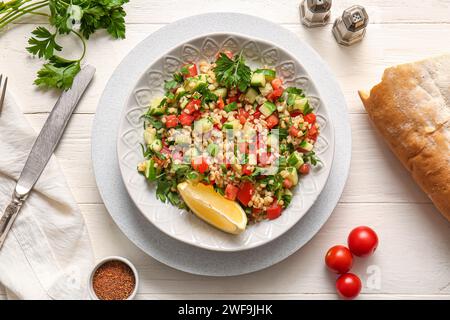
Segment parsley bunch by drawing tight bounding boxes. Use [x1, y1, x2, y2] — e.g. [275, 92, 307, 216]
[213, 52, 251, 92]
[0, 0, 129, 90]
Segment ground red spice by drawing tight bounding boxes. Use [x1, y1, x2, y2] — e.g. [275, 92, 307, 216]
[92, 260, 136, 300]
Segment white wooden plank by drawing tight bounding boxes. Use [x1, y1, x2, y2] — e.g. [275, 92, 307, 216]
[24, 113, 432, 204]
[82, 203, 450, 295]
[9, 0, 450, 24]
[2, 23, 450, 114]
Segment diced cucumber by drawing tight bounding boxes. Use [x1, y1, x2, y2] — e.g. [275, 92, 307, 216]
[288, 97, 308, 113]
[175, 134, 191, 145]
[150, 139, 162, 152]
[287, 151, 304, 169]
[255, 69, 276, 81]
[299, 140, 314, 152]
[184, 74, 208, 92]
[267, 134, 279, 147]
[145, 159, 157, 181]
[251, 72, 266, 87]
[286, 167, 299, 186]
[224, 102, 238, 112]
[223, 119, 240, 130]
[213, 87, 228, 98]
[207, 143, 219, 156]
[144, 128, 157, 145]
[259, 101, 276, 117]
[149, 97, 166, 116]
[194, 118, 213, 133]
[245, 88, 259, 104]
[259, 82, 273, 97]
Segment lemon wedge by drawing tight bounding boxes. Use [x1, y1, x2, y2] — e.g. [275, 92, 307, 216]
[177, 181, 247, 234]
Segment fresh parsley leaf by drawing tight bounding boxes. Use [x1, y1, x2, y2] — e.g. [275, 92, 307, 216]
[285, 87, 303, 95]
[34, 59, 81, 90]
[196, 83, 218, 104]
[303, 151, 322, 166]
[164, 80, 179, 91]
[173, 73, 184, 83]
[26, 27, 62, 59]
[213, 52, 251, 92]
[224, 101, 238, 112]
[156, 179, 171, 202]
[303, 101, 313, 115]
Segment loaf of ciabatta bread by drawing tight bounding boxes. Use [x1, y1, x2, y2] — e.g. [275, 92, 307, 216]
[359, 54, 450, 221]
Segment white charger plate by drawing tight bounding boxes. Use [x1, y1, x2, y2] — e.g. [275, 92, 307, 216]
[92, 13, 351, 275]
[117, 33, 334, 252]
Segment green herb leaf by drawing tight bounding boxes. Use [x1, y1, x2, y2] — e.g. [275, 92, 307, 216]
[26, 27, 62, 59]
[303, 151, 321, 166]
[285, 87, 303, 95]
[213, 52, 251, 92]
[34, 59, 81, 90]
[164, 80, 178, 91]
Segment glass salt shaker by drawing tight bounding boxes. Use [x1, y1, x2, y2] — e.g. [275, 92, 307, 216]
[299, 0, 332, 27]
[332, 5, 369, 46]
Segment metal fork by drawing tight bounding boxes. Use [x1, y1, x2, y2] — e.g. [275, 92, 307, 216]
[0, 74, 7, 116]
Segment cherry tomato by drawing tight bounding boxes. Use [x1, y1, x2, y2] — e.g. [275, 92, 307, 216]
[224, 184, 239, 201]
[283, 178, 293, 188]
[238, 109, 249, 125]
[336, 273, 362, 299]
[267, 201, 283, 220]
[289, 126, 300, 137]
[237, 181, 255, 206]
[217, 96, 225, 109]
[184, 99, 201, 114]
[348, 226, 379, 257]
[183, 63, 197, 78]
[325, 245, 353, 274]
[299, 163, 310, 175]
[242, 164, 253, 175]
[304, 113, 316, 124]
[266, 114, 279, 129]
[271, 78, 283, 90]
[165, 115, 179, 128]
[267, 88, 283, 101]
[191, 157, 208, 174]
[307, 124, 318, 140]
[178, 113, 194, 126]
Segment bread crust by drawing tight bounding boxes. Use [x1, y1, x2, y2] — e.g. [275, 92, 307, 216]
[359, 55, 450, 221]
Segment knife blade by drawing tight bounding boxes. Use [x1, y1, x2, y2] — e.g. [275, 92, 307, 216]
[0, 65, 96, 249]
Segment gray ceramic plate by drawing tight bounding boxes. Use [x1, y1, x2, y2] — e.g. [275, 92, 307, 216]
[117, 33, 335, 252]
[92, 13, 351, 275]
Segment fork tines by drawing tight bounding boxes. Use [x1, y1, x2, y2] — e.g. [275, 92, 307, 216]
[0, 74, 7, 116]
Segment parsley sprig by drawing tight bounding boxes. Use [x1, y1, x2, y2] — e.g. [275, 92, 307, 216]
[0, 0, 129, 90]
[213, 51, 251, 92]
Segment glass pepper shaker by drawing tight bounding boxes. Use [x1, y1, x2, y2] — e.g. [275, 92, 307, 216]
[300, 0, 332, 28]
[332, 5, 369, 46]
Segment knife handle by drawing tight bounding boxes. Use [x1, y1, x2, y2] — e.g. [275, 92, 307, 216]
[0, 192, 24, 249]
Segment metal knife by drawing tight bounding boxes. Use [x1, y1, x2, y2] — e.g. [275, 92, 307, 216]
[0, 65, 96, 249]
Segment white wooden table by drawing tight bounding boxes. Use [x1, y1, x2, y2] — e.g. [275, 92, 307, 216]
[1, 0, 449, 300]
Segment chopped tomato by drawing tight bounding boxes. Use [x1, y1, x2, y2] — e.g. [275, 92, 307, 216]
[242, 164, 253, 175]
[191, 157, 208, 174]
[307, 124, 318, 140]
[238, 141, 247, 154]
[267, 201, 283, 220]
[217, 96, 225, 109]
[224, 184, 239, 201]
[299, 163, 310, 175]
[283, 178, 293, 188]
[271, 78, 283, 90]
[252, 207, 262, 215]
[238, 109, 249, 125]
[216, 50, 233, 60]
[183, 63, 197, 78]
[266, 114, 279, 129]
[237, 181, 255, 206]
[226, 95, 238, 104]
[289, 126, 300, 137]
[253, 111, 262, 120]
[178, 113, 194, 126]
[290, 110, 302, 117]
[267, 88, 283, 102]
[165, 115, 178, 128]
[304, 113, 316, 124]
[184, 99, 201, 114]
[192, 111, 202, 120]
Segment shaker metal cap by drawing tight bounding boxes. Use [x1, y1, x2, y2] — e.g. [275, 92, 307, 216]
[342, 5, 369, 32]
[332, 5, 369, 46]
[300, 0, 332, 28]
